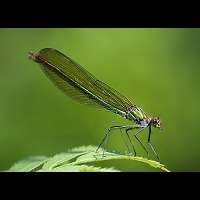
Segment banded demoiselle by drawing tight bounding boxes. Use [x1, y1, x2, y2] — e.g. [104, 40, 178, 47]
[29, 48, 161, 161]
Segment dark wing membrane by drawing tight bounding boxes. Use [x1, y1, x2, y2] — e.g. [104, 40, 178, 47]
[94, 80, 134, 110]
[37, 48, 134, 112]
[40, 63, 105, 109]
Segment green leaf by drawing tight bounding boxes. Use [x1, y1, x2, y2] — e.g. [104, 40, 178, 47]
[8, 156, 49, 172]
[68, 146, 170, 172]
[39, 164, 119, 172]
[41, 151, 89, 170]
[7, 146, 170, 172]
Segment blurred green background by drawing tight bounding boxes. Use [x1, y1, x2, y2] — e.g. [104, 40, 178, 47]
[0, 28, 199, 171]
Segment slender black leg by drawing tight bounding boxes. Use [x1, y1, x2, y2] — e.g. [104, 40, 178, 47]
[96, 125, 137, 155]
[96, 128, 110, 157]
[120, 129, 131, 155]
[125, 126, 149, 157]
[102, 128, 110, 157]
[134, 128, 149, 157]
[125, 129, 136, 156]
[148, 125, 160, 162]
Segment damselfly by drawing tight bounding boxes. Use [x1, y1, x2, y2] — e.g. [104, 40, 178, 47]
[29, 48, 161, 161]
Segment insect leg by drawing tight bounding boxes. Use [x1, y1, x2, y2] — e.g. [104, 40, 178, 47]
[134, 127, 149, 157]
[148, 125, 160, 162]
[125, 128, 136, 156]
[120, 129, 131, 155]
[96, 125, 135, 156]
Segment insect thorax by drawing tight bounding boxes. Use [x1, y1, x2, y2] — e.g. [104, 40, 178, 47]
[125, 106, 148, 123]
